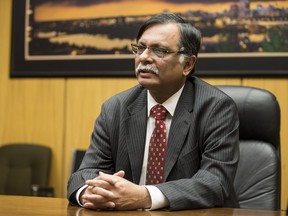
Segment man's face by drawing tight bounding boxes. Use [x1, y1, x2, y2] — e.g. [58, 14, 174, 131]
[135, 23, 190, 95]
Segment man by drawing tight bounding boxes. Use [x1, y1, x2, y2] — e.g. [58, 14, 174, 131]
[67, 12, 239, 211]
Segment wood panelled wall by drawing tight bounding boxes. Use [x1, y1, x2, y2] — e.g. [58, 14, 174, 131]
[1, 0, 287, 210]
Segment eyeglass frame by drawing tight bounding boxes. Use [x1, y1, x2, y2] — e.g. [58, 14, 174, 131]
[131, 43, 185, 58]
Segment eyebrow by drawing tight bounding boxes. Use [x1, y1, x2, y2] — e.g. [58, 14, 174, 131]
[138, 41, 169, 49]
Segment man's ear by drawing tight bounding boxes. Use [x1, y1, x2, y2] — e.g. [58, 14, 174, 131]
[183, 55, 197, 76]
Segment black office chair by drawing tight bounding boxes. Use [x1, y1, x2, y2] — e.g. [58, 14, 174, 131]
[217, 86, 281, 210]
[70, 149, 86, 174]
[0, 143, 54, 197]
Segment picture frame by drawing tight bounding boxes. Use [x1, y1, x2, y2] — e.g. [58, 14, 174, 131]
[10, 0, 288, 77]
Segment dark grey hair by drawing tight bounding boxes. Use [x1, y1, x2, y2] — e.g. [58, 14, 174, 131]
[136, 12, 202, 75]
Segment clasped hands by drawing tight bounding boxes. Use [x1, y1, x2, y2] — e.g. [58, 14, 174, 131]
[80, 170, 151, 210]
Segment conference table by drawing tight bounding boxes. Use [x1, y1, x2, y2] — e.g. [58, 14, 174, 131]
[0, 195, 286, 216]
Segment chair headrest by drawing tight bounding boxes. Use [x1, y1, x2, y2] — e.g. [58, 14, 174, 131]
[216, 86, 280, 150]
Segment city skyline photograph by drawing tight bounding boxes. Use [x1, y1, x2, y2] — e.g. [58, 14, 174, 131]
[11, 0, 288, 76]
[25, 0, 288, 61]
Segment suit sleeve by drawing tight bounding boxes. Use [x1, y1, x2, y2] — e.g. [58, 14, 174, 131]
[156, 96, 240, 210]
[67, 102, 115, 204]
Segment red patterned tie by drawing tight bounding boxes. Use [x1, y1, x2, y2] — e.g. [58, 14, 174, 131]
[146, 104, 167, 185]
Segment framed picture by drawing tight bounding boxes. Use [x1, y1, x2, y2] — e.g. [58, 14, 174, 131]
[10, 0, 288, 77]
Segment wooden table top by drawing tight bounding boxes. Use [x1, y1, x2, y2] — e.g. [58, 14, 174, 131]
[0, 195, 286, 216]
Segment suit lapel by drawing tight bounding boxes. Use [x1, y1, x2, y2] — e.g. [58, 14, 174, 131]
[122, 80, 195, 183]
[125, 90, 147, 184]
[164, 80, 195, 180]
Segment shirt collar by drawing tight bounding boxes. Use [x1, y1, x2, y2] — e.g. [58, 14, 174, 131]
[147, 84, 185, 117]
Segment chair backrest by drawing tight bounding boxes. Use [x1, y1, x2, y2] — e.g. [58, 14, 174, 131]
[70, 149, 86, 174]
[0, 144, 52, 196]
[217, 85, 281, 210]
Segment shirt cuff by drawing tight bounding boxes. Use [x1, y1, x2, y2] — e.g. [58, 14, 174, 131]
[145, 185, 169, 210]
[76, 185, 88, 207]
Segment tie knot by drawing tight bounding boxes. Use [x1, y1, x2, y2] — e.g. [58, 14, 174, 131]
[151, 105, 167, 120]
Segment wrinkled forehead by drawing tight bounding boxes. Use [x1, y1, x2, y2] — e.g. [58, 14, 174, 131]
[137, 19, 181, 39]
[138, 22, 181, 43]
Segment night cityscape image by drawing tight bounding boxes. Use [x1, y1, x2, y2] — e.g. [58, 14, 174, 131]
[26, 0, 288, 60]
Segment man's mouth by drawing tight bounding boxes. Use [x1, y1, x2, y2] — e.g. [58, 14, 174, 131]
[140, 69, 154, 74]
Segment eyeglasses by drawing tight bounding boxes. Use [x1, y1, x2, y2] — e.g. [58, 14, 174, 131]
[131, 43, 184, 58]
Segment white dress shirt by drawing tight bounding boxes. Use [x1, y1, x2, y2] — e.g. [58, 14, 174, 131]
[139, 84, 185, 209]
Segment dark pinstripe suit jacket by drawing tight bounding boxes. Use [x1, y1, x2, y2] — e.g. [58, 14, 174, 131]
[67, 76, 240, 210]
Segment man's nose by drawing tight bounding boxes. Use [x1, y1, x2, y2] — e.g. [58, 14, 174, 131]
[138, 48, 153, 62]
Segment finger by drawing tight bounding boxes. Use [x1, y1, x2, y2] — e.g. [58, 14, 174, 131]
[83, 193, 108, 203]
[87, 187, 114, 200]
[98, 172, 119, 185]
[113, 170, 125, 178]
[85, 179, 111, 188]
[83, 200, 115, 210]
[83, 193, 115, 209]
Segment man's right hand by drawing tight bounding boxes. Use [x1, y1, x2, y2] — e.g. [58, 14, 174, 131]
[81, 170, 151, 210]
[80, 170, 125, 210]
